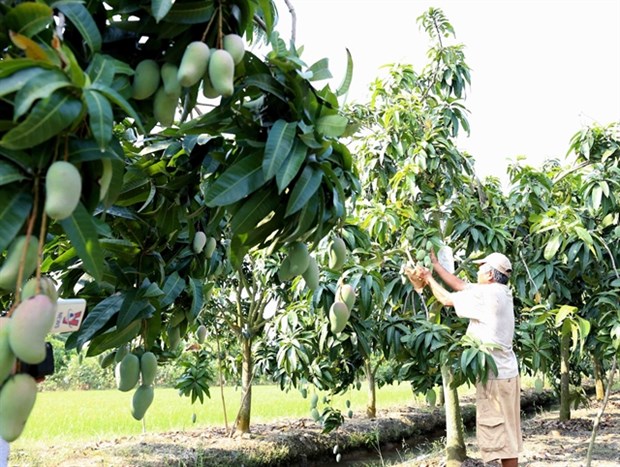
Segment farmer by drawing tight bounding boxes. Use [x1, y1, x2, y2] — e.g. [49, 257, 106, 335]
[405, 251, 522, 467]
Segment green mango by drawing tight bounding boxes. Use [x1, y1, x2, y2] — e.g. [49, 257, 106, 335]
[98, 351, 116, 369]
[329, 301, 349, 334]
[0, 318, 16, 385]
[208, 49, 235, 97]
[0, 374, 37, 442]
[287, 242, 310, 277]
[328, 237, 346, 270]
[114, 344, 129, 363]
[45, 161, 82, 220]
[160, 62, 181, 95]
[168, 325, 181, 350]
[21, 275, 58, 302]
[201, 70, 220, 99]
[223, 34, 245, 65]
[131, 59, 160, 100]
[0, 235, 38, 291]
[302, 256, 320, 290]
[9, 295, 56, 364]
[196, 324, 207, 344]
[131, 384, 154, 421]
[204, 237, 217, 258]
[140, 352, 158, 386]
[192, 231, 207, 254]
[336, 284, 356, 312]
[115, 353, 140, 392]
[177, 41, 210, 87]
[153, 86, 179, 127]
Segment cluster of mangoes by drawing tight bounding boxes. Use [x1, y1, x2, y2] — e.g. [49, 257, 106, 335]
[278, 242, 321, 290]
[329, 283, 356, 334]
[131, 34, 245, 127]
[192, 231, 217, 258]
[112, 347, 158, 421]
[0, 277, 58, 442]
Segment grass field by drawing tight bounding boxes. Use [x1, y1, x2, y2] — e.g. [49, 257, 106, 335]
[12, 382, 425, 448]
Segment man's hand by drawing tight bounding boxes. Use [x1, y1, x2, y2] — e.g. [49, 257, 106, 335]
[405, 265, 427, 292]
[429, 248, 438, 266]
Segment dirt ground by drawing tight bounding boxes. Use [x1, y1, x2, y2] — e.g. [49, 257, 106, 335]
[9, 390, 620, 466]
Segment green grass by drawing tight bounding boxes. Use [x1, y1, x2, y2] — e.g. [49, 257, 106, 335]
[12, 382, 421, 448]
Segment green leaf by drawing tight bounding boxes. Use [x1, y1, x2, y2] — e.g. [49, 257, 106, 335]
[316, 114, 348, 138]
[90, 82, 144, 133]
[73, 294, 124, 350]
[152, 0, 175, 22]
[230, 186, 279, 235]
[543, 233, 562, 261]
[336, 48, 353, 97]
[555, 305, 577, 328]
[164, 1, 214, 24]
[118, 296, 154, 329]
[0, 91, 82, 150]
[85, 319, 142, 356]
[307, 58, 332, 81]
[285, 165, 323, 217]
[0, 160, 27, 186]
[263, 119, 296, 180]
[84, 89, 114, 150]
[160, 272, 185, 308]
[204, 156, 265, 207]
[0, 67, 46, 98]
[5, 2, 53, 37]
[13, 69, 72, 120]
[188, 277, 203, 320]
[56, 2, 102, 55]
[573, 226, 593, 246]
[0, 188, 32, 252]
[59, 203, 104, 281]
[86, 54, 116, 86]
[276, 139, 307, 193]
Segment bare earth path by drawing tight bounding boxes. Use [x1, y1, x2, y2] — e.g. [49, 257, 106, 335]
[10, 390, 620, 466]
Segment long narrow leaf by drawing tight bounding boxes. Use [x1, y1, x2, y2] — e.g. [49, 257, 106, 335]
[336, 48, 353, 97]
[204, 156, 265, 207]
[276, 139, 307, 193]
[56, 2, 102, 54]
[0, 67, 46, 98]
[263, 119, 296, 180]
[74, 294, 124, 349]
[59, 202, 104, 281]
[285, 166, 323, 217]
[86, 54, 116, 86]
[84, 89, 114, 150]
[230, 186, 279, 235]
[160, 272, 185, 308]
[14, 69, 71, 120]
[0, 160, 27, 186]
[152, 0, 175, 22]
[5, 2, 53, 37]
[0, 91, 82, 150]
[316, 114, 348, 138]
[90, 82, 144, 132]
[0, 188, 32, 252]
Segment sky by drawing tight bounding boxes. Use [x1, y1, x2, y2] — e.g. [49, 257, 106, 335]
[272, 0, 620, 183]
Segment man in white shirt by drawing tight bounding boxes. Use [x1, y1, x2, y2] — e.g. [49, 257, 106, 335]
[406, 251, 522, 467]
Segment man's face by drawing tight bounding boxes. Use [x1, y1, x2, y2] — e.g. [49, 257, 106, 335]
[477, 263, 493, 284]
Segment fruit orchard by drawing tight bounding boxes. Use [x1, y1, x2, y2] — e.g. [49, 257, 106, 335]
[0, 1, 619, 466]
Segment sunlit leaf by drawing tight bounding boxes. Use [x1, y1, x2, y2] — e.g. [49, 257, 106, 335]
[56, 2, 102, 54]
[84, 89, 114, 150]
[543, 234, 562, 261]
[13, 69, 71, 120]
[152, 0, 175, 23]
[316, 114, 348, 138]
[276, 139, 307, 193]
[0, 91, 82, 150]
[263, 119, 296, 180]
[5, 2, 53, 37]
[204, 156, 265, 207]
[59, 202, 104, 281]
[285, 165, 323, 217]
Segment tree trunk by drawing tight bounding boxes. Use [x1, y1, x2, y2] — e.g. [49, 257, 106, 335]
[234, 337, 253, 433]
[364, 360, 377, 418]
[441, 363, 467, 466]
[559, 331, 571, 421]
[592, 355, 605, 401]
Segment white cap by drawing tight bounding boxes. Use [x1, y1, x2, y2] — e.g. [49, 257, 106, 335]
[473, 252, 512, 277]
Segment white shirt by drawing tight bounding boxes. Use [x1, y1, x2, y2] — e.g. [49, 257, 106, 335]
[451, 283, 519, 379]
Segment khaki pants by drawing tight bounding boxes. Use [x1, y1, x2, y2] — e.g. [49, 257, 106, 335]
[476, 376, 523, 463]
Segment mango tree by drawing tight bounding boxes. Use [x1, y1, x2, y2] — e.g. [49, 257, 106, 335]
[0, 0, 358, 440]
